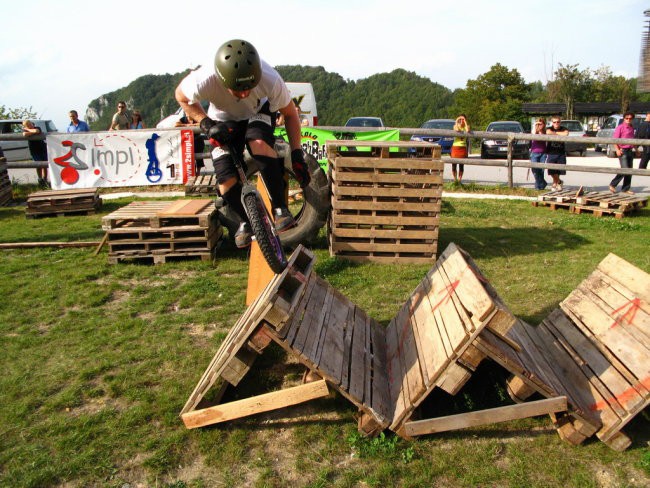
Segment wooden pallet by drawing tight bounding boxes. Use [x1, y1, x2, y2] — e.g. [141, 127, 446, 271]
[103, 200, 222, 264]
[181, 243, 648, 450]
[102, 199, 215, 230]
[185, 175, 219, 196]
[534, 189, 648, 218]
[327, 141, 444, 264]
[180, 246, 324, 428]
[25, 188, 101, 217]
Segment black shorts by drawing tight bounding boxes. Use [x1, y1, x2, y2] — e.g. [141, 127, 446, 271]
[212, 101, 277, 184]
[546, 153, 566, 175]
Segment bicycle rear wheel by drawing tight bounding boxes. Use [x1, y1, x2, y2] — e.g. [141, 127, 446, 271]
[242, 190, 287, 274]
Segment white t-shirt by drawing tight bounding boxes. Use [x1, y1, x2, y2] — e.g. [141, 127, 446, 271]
[179, 59, 291, 122]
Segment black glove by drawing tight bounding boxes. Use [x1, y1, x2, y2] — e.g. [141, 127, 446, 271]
[291, 149, 310, 188]
[200, 117, 235, 146]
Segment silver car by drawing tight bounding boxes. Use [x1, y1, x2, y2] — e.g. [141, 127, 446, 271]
[0, 119, 58, 161]
[557, 120, 588, 157]
[595, 114, 645, 157]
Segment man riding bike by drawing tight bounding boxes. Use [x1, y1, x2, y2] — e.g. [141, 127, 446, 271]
[175, 39, 310, 248]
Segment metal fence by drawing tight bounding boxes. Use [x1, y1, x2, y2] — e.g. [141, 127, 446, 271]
[2, 127, 650, 188]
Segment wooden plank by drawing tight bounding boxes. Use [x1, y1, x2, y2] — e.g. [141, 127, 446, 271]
[562, 288, 650, 383]
[437, 243, 495, 322]
[348, 306, 368, 402]
[385, 315, 408, 424]
[369, 319, 391, 421]
[340, 305, 356, 391]
[290, 277, 328, 353]
[404, 396, 568, 437]
[544, 309, 645, 416]
[157, 199, 212, 216]
[317, 290, 352, 385]
[181, 380, 329, 429]
[392, 305, 426, 409]
[597, 254, 650, 303]
[302, 282, 334, 363]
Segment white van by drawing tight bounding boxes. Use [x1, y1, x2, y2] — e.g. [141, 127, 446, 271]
[156, 83, 318, 128]
[286, 82, 318, 126]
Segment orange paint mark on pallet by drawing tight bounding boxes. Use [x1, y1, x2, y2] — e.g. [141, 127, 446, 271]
[590, 376, 650, 411]
[610, 297, 641, 329]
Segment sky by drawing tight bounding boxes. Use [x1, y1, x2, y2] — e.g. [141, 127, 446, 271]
[2, 0, 648, 130]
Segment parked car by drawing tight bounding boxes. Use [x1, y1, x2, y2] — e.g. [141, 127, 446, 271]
[344, 117, 385, 128]
[0, 119, 58, 162]
[480, 121, 529, 159]
[595, 114, 646, 157]
[409, 119, 455, 154]
[553, 119, 588, 156]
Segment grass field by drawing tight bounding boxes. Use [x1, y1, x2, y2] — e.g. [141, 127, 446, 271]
[0, 184, 649, 487]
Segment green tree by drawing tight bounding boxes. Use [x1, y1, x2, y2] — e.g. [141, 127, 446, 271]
[451, 63, 531, 129]
[0, 105, 38, 120]
[546, 63, 592, 119]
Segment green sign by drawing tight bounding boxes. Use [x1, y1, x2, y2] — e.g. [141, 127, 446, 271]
[274, 128, 400, 171]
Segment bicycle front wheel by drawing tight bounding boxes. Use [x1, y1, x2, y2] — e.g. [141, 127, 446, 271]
[242, 191, 287, 274]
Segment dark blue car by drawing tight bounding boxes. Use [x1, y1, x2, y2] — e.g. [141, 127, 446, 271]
[410, 119, 455, 154]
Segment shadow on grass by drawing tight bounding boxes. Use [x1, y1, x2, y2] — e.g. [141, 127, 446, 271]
[439, 226, 590, 260]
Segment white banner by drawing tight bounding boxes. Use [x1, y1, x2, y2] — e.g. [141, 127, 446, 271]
[46, 129, 196, 189]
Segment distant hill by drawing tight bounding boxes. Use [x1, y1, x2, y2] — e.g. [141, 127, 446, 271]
[85, 66, 455, 129]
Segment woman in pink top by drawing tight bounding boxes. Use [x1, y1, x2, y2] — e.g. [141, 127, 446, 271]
[609, 112, 638, 194]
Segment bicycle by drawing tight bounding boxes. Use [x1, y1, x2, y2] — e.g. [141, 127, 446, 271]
[217, 143, 288, 274]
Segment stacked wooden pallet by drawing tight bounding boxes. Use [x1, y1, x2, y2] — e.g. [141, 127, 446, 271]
[572, 191, 648, 218]
[327, 141, 443, 264]
[0, 158, 12, 206]
[533, 189, 648, 218]
[102, 200, 222, 264]
[181, 243, 649, 451]
[184, 174, 219, 196]
[25, 188, 102, 218]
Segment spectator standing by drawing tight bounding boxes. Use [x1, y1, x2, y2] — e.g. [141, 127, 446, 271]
[530, 118, 547, 190]
[130, 110, 146, 129]
[66, 110, 90, 132]
[175, 39, 309, 249]
[109, 101, 130, 130]
[609, 111, 638, 194]
[22, 120, 49, 187]
[636, 112, 650, 171]
[451, 114, 470, 184]
[545, 116, 569, 191]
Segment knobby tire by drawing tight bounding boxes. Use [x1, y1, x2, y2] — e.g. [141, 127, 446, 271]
[242, 192, 287, 274]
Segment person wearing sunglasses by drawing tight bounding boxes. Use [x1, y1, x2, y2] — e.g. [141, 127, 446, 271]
[609, 112, 638, 194]
[109, 101, 130, 131]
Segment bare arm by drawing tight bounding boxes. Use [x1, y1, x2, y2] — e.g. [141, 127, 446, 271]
[175, 85, 209, 124]
[278, 101, 302, 151]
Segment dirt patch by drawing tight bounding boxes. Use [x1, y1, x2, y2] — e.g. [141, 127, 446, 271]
[67, 395, 130, 417]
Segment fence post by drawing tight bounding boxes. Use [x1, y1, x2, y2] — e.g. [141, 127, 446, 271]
[507, 135, 514, 188]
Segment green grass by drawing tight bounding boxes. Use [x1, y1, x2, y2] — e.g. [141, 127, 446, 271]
[0, 189, 649, 487]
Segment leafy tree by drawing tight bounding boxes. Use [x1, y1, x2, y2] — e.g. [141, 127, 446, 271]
[85, 69, 192, 130]
[546, 63, 592, 119]
[451, 63, 532, 129]
[0, 105, 38, 120]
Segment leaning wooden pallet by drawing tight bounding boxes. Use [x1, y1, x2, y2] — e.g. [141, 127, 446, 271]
[327, 141, 443, 264]
[181, 242, 647, 450]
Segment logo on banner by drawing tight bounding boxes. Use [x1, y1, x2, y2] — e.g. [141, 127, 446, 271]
[52, 133, 145, 185]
